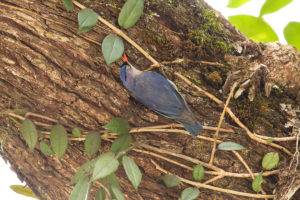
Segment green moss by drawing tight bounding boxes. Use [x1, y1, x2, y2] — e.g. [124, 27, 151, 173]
[234, 93, 269, 130]
[191, 77, 202, 84]
[184, 9, 231, 60]
[197, 9, 222, 32]
[214, 41, 230, 54]
[142, 29, 175, 59]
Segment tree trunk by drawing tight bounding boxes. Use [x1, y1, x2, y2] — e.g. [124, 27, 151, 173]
[0, 0, 299, 199]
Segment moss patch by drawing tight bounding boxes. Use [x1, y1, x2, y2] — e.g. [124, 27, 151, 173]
[184, 9, 232, 60]
[232, 92, 269, 130]
[142, 28, 175, 59]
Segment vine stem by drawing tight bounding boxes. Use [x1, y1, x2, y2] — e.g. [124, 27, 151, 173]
[73, 1, 160, 67]
[151, 160, 275, 199]
[209, 82, 237, 164]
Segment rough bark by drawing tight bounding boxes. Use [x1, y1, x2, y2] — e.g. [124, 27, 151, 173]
[0, 0, 299, 199]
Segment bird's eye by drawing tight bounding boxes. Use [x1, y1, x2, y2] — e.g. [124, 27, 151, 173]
[126, 65, 130, 69]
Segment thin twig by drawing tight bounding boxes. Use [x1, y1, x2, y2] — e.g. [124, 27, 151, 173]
[9, 113, 53, 128]
[24, 112, 58, 123]
[209, 82, 238, 164]
[141, 143, 222, 172]
[150, 58, 224, 68]
[142, 123, 235, 133]
[151, 160, 275, 199]
[203, 175, 224, 184]
[253, 134, 297, 142]
[290, 131, 299, 171]
[130, 128, 223, 143]
[133, 148, 218, 176]
[232, 151, 254, 179]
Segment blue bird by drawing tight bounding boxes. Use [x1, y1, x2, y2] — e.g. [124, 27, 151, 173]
[120, 53, 203, 137]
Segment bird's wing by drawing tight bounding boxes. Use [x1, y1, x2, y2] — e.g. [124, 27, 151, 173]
[131, 71, 184, 116]
[165, 79, 198, 125]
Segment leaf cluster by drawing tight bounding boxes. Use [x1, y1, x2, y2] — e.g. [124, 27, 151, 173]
[19, 0, 146, 198]
[227, 0, 299, 50]
[63, 0, 144, 66]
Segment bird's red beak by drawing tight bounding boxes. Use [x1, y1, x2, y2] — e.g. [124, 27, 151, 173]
[123, 52, 128, 63]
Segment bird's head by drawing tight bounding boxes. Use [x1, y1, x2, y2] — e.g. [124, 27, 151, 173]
[120, 53, 142, 83]
[120, 53, 131, 83]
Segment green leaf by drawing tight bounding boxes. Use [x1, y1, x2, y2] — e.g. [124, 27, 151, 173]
[228, 15, 278, 43]
[162, 174, 181, 187]
[266, 138, 273, 144]
[107, 173, 122, 190]
[40, 140, 54, 155]
[10, 185, 38, 199]
[85, 131, 101, 158]
[111, 134, 132, 153]
[92, 152, 119, 181]
[252, 172, 263, 192]
[260, 0, 293, 16]
[103, 117, 130, 135]
[102, 34, 124, 65]
[106, 174, 122, 199]
[50, 124, 68, 158]
[262, 152, 279, 170]
[118, 0, 144, 29]
[13, 109, 28, 115]
[95, 188, 106, 200]
[193, 164, 205, 181]
[110, 185, 125, 200]
[218, 142, 245, 151]
[227, 0, 251, 8]
[284, 21, 300, 51]
[78, 8, 98, 34]
[71, 160, 96, 184]
[62, 0, 74, 11]
[70, 176, 91, 200]
[181, 187, 200, 200]
[72, 128, 82, 137]
[21, 119, 38, 151]
[122, 156, 142, 190]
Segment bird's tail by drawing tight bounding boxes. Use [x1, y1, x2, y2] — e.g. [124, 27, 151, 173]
[181, 121, 203, 137]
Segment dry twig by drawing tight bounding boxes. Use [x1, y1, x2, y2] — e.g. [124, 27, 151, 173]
[151, 160, 275, 199]
[209, 82, 238, 164]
